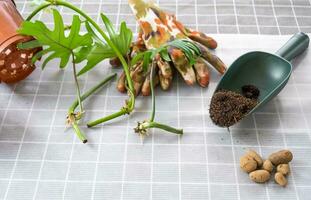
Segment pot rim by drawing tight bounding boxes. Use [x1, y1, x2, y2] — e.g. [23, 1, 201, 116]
[0, 34, 24, 53]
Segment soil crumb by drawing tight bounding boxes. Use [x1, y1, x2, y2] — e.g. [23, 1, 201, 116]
[209, 89, 258, 127]
[242, 85, 260, 99]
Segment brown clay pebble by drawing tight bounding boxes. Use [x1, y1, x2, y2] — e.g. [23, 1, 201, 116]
[209, 89, 258, 127]
[275, 172, 288, 186]
[277, 164, 290, 175]
[247, 150, 263, 167]
[240, 155, 257, 173]
[262, 160, 274, 173]
[249, 170, 271, 183]
[242, 85, 260, 99]
[268, 150, 293, 165]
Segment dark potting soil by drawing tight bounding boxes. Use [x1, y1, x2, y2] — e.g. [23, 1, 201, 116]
[242, 85, 260, 99]
[209, 88, 259, 127]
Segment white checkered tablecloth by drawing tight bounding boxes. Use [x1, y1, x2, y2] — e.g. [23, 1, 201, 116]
[16, 0, 311, 35]
[0, 1, 311, 200]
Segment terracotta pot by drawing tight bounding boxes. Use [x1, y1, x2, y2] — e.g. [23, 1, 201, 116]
[0, 0, 40, 83]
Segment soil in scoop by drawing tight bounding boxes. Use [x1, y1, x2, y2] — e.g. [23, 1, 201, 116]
[209, 88, 259, 127]
[242, 85, 260, 99]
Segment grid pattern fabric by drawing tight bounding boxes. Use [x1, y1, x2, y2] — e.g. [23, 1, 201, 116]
[0, 0, 311, 200]
[16, 0, 311, 35]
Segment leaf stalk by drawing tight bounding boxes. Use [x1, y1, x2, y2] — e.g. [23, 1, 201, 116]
[26, 0, 136, 126]
[71, 53, 83, 113]
[67, 73, 116, 143]
[134, 60, 183, 138]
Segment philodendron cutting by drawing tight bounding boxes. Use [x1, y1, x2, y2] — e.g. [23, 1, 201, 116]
[18, 0, 135, 143]
[15, 0, 225, 143]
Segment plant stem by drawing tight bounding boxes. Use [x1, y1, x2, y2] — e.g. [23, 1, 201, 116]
[87, 109, 126, 127]
[87, 55, 135, 127]
[72, 121, 87, 143]
[143, 121, 183, 135]
[134, 59, 183, 136]
[150, 62, 156, 122]
[71, 53, 83, 113]
[26, 2, 52, 21]
[134, 59, 183, 137]
[68, 73, 116, 143]
[26, 0, 136, 124]
[68, 73, 116, 114]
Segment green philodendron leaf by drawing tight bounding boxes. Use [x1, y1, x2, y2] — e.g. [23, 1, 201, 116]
[77, 14, 133, 76]
[136, 39, 201, 73]
[77, 43, 116, 76]
[167, 39, 201, 66]
[18, 9, 93, 69]
[17, 40, 41, 50]
[159, 48, 171, 62]
[130, 52, 145, 67]
[142, 51, 152, 72]
[101, 13, 133, 56]
[100, 14, 116, 38]
[85, 21, 105, 44]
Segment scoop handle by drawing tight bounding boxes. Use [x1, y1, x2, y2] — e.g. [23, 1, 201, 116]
[276, 32, 309, 61]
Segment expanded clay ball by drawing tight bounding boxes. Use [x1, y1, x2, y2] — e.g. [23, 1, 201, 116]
[277, 164, 290, 176]
[262, 160, 274, 173]
[240, 155, 257, 173]
[268, 150, 293, 165]
[249, 170, 271, 183]
[275, 172, 288, 187]
[247, 150, 263, 167]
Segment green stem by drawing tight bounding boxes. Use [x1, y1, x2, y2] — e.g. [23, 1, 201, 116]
[150, 61, 156, 122]
[72, 121, 87, 143]
[68, 73, 116, 143]
[26, 2, 52, 21]
[135, 59, 183, 136]
[144, 122, 183, 135]
[69, 73, 117, 114]
[27, 0, 136, 124]
[87, 109, 127, 127]
[87, 56, 135, 127]
[71, 53, 83, 113]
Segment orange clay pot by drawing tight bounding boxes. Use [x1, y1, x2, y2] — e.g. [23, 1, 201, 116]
[0, 0, 40, 83]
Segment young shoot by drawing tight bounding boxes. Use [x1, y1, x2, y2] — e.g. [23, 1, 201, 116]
[134, 61, 183, 140]
[134, 39, 202, 138]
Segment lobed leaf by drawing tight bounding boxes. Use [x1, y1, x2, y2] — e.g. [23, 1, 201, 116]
[77, 43, 116, 76]
[101, 13, 133, 56]
[77, 14, 133, 75]
[18, 9, 93, 69]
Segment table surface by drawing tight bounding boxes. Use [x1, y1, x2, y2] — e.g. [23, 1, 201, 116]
[1, 0, 311, 200]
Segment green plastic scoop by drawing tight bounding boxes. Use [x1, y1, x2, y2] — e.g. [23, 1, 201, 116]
[213, 32, 309, 125]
